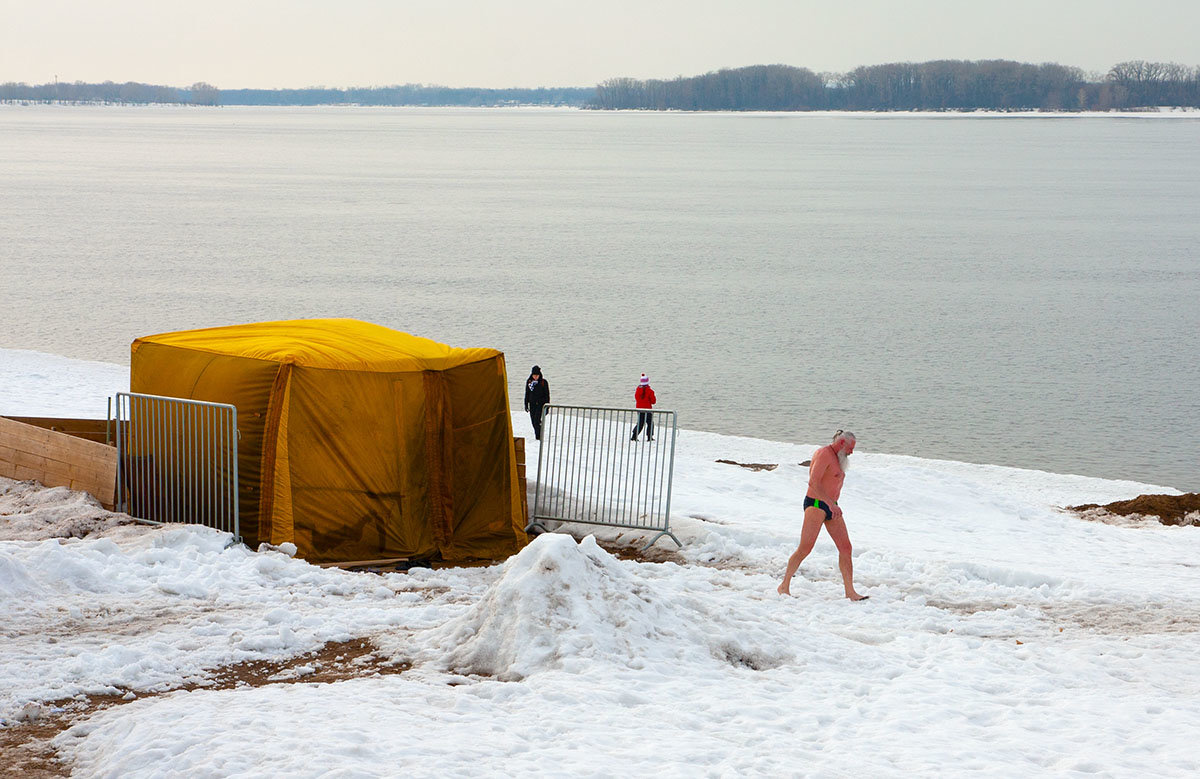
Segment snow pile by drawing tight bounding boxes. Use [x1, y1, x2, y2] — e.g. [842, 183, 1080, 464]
[407, 533, 791, 680]
[0, 477, 136, 541]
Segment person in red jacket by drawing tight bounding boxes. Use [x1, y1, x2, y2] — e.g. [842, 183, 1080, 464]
[630, 373, 657, 441]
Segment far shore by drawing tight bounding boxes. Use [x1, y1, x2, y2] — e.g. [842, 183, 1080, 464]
[3, 102, 1200, 118]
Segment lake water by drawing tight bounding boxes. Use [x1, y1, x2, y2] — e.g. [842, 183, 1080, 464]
[1, 106, 1197, 490]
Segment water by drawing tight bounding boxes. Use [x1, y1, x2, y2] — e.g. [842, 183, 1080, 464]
[2, 106, 1197, 490]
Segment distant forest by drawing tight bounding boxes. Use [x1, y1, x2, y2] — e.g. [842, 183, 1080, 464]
[0, 80, 592, 107]
[594, 60, 1200, 111]
[221, 84, 594, 107]
[3, 60, 1199, 111]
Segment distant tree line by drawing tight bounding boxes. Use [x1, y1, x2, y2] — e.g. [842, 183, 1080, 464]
[592, 60, 1200, 111]
[0, 81, 593, 107]
[220, 85, 594, 106]
[0, 80, 219, 105]
[5, 60, 1198, 110]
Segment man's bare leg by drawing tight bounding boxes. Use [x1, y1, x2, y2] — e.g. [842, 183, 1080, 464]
[777, 508, 825, 595]
[824, 517, 866, 600]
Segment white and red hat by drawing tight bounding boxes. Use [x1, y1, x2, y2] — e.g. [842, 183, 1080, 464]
[638, 373, 649, 386]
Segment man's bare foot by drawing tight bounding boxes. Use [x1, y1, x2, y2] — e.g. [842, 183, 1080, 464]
[777, 583, 791, 596]
[847, 592, 869, 601]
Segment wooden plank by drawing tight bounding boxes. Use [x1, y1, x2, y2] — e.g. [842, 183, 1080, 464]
[4, 416, 109, 433]
[12, 465, 42, 481]
[0, 416, 118, 508]
[318, 557, 411, 569]
[67, 450, 118, 474]
[10, 448, 47, 471]
[50, 431, 110, 444]
[0, 417, 54, 447]
[1, 417, 112, 445]
[40, 464, 75, 486]
[37, 439, 102, 467]
[1, 417, 118, 460]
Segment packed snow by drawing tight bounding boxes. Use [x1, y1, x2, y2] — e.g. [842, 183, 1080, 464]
[2, 347, 1198, 776]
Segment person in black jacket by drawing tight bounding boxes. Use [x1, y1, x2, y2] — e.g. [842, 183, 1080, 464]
[524, 365, 550, 440]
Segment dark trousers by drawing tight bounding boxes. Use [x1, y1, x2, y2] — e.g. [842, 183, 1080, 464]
[631, 411, 654, 440]
[529, 404, 546, 440]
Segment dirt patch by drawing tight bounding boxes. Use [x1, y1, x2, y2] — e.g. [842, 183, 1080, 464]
[716, 459, 778, 472]
[926, 599, 1018, 616]
[924, 596, 1200, 638]
[201, 636, 409, 688]
[0, 716, 70, 778]
[0, 637, 409, 777]
[591, 536, 686, 565]
[1069, 493, 1200, 526]
[1040, 601, 1200, 635]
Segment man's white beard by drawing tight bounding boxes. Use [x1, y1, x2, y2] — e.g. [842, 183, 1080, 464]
[837, 450, 850, 472]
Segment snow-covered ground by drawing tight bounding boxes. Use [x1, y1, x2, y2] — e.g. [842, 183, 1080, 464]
[2, 348, 1198, 777]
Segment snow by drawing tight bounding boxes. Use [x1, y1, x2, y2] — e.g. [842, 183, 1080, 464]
[2, 347, 1198, 776]
[0, 348, 127, 417]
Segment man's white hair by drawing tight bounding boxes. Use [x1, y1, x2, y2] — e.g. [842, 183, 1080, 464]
[833, 430, 855, 471]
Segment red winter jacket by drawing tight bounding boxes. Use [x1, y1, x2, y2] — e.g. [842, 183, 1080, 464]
[635, 385, 656, 409]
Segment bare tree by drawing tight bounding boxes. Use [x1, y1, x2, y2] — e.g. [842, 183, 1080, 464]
[189, 82, 220, 106]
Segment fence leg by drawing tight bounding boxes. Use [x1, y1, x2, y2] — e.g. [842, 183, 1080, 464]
[641, 529, 683, 551]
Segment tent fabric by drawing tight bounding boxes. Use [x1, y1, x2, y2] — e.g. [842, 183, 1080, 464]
[130, 319, 527, 564]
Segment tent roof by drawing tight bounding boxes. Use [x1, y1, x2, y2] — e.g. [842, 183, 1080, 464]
[132, 319, 501, 372]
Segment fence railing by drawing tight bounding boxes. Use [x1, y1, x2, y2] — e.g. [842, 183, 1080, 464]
[529, 404, 681, 550]
[114, 392, 240, 542]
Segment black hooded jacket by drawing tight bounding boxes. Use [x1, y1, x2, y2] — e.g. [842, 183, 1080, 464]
[524, 371, 550, 411]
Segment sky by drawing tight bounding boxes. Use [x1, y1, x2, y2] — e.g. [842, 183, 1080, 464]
[2, 0, 1198, 89]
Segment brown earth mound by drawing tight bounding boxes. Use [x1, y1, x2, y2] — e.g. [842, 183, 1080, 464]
[1070, 493, 1200, 526]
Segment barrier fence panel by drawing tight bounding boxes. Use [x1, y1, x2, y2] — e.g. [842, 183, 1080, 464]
[114, 392, 240, 542]
[529, 404, 681, 550]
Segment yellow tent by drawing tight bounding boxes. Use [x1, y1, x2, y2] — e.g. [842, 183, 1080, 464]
[130, 319, 527, 564]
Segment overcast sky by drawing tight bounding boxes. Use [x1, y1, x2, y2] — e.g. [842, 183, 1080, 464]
[3, 0, 1197, 89]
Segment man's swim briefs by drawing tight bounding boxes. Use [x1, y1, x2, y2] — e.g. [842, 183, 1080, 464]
[804, 496, 833, 521]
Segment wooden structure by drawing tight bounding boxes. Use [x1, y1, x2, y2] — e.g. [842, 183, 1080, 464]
[3, 416, 111, 444]
[0, 416, 117, 509]
[515, 436, 528, 527]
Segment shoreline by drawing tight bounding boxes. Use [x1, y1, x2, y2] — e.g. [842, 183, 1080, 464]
[3, 102, 1200, 118]
[0, 345, 1191, 495]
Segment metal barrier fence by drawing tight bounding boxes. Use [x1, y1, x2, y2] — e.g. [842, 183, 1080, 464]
[114, 392, 240, 542]
[529, 404, 681, 550]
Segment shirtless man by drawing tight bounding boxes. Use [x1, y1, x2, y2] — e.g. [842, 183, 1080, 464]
[777, 430, 867, 600]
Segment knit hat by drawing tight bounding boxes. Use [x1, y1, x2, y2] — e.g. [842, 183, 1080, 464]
[531, 365, 541, 375]
[639, 373, 649, 386]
